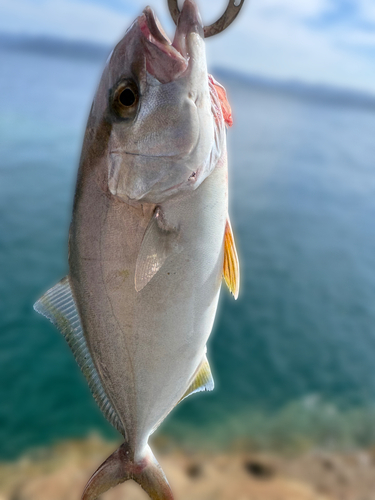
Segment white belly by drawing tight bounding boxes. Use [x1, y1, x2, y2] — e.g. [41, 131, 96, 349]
[70, 158, 227, 458]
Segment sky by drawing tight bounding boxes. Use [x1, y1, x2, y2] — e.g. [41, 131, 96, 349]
[1, 0, 375, 94]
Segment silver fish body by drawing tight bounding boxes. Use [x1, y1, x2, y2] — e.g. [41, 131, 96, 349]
[34, 1, 239, 498]
[69, 147, 227, 457]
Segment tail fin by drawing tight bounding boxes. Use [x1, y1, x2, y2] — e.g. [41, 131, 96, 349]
[82, 442, 174, 500]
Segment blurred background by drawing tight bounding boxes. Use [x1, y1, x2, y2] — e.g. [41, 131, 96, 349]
[1, 0, 375, 498]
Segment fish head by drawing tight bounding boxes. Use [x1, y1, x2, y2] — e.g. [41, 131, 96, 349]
[90, 0, 224, 204]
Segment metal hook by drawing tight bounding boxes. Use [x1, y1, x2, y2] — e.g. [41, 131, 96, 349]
[168, 0, 245, 38]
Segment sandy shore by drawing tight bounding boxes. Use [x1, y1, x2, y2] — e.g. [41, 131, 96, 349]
[1, 436, 375, 500]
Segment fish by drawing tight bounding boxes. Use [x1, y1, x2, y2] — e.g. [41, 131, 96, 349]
[34, 0, 240, 498]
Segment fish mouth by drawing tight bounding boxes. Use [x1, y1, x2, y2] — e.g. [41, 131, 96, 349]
[138, 0, 204, 83]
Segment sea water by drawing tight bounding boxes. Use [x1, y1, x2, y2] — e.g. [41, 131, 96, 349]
[1, 45, 375, 458]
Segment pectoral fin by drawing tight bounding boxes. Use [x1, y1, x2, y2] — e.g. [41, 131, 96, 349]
[135, 207, 182, 292]
[223, 217, 240, 299]
[33, 277, 124, 435]
[180, 354, 214, 403]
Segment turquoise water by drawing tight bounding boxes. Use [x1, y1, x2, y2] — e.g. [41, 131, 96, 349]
[1, 45, 375, 458]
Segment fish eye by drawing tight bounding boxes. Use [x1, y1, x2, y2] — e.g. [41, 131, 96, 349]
[119, 88, 136, 107]
[111, 80, 139, 119]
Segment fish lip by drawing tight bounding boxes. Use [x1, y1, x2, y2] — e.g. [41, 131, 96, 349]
[143, 6, 172, 45]
[138, 8, 184, 67]
[171, 0, 204, 58]
[139, 1, 203, 67]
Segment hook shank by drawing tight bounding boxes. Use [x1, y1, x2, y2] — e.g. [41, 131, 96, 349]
[168, 0, 245, 38]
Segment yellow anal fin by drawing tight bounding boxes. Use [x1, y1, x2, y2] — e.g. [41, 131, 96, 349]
[223, 217, 240, 299]
[180, 355, 214, 403]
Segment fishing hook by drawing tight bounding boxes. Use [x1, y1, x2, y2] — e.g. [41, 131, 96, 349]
[168, 0, 245, 38]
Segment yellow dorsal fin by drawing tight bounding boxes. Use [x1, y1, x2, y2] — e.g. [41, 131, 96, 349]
[223, 217, 240, 299]
[180, 355, 214, 403]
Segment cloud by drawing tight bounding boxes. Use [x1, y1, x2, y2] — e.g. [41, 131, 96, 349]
[0, 0, 374, 94]
[204, 0, 375, 94]
[251, 0, 330, 20]
[357, 0, 375, 24]
[0, 0, 131, 43]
